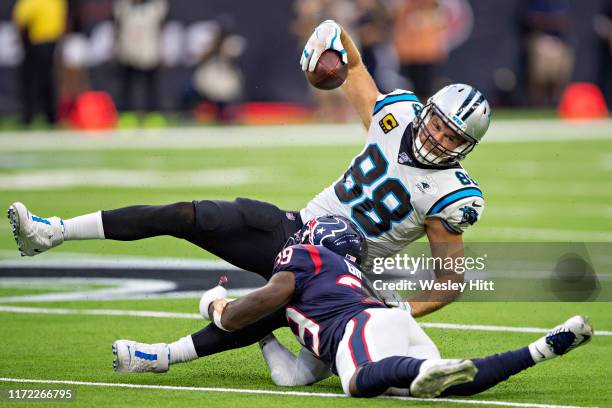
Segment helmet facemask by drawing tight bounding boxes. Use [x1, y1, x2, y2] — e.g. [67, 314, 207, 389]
[412, 103, 477, 166]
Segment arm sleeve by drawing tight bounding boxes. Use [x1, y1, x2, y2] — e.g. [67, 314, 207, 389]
[259, 334, 332, 386]
[273, 245, 319, 296]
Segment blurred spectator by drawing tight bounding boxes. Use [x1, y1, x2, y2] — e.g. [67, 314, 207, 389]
[113, 0, 167, 113]
[355, 0, 398, 93]
[594, 3, 612, 108]
[12, 0, 67, 125]
[392, 0, 448, 101]
[181, 15, 246, 123]
[520, 0, 574, 107]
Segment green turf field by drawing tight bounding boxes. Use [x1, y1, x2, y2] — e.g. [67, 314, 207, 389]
[0, 121, 610, 407]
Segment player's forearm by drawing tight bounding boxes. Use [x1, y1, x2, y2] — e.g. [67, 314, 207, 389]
[408, 264, 464, 317]
[409, 298, 456, 318]
[211, 273, 295, 331]
[214, 293, 282, 332]
[339, 27, 379, 129]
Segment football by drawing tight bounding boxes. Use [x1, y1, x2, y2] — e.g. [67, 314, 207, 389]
[305, 50, 348, 90]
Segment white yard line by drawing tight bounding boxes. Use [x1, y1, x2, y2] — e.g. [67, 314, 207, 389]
[0, 305, 610, 336]
[0, 377, 596, 408]
[0, 120, 610, 152]
[0, 168, 261, 190]
[0, 251, 236, 269]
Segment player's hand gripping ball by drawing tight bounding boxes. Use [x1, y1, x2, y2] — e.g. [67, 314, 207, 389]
[301, 20, 348, 90]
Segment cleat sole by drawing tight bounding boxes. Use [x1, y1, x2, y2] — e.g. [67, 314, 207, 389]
[7, 206, 25, 256]
[411, 360, 477, 398]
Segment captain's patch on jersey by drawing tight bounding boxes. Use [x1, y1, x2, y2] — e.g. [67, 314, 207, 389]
[379, 113, 398, 134]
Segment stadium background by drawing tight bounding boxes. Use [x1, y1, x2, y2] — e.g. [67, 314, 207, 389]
[0, 0, 610, 113]
[0, 0, 611, 407]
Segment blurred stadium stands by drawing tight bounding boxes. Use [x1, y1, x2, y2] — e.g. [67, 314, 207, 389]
[0, 0, 610, 127]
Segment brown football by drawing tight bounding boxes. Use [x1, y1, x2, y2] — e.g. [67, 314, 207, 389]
[305, 50, 348, 90]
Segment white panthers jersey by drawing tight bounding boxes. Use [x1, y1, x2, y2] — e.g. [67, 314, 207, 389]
[301, 90, 485, 267]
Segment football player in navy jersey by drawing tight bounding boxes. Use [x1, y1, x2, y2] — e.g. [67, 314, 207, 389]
[113, 216, 593, 399]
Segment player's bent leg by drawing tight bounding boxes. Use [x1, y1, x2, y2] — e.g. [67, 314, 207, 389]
[335, 308, 426, 396]
[348, 355, 476, 398]
[8, 202, 65, 256]
[336, 308, 474, 398]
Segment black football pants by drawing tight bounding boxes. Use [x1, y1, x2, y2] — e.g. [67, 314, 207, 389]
[101, 197, 303, 279]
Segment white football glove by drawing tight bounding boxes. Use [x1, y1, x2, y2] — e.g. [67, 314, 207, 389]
[300, 20, 348, 72]
[199, 285, 228, 320]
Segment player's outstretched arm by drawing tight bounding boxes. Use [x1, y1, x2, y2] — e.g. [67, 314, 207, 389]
[408, 218, 465, 317]
[300, 20, 378, 130]
[339, 27, 379, 130]
[210, 272, 295, 332]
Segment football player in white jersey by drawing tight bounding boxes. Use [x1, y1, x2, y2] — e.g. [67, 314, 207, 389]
[8, 20, 490, 355]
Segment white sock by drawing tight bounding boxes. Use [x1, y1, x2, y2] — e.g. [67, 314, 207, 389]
[63, 211, 105, 240]
[528, 337, 555, 363]
[168, 335, 198, 365]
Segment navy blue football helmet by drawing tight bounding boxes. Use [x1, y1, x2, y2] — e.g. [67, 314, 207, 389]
[286, 215, 368, 265]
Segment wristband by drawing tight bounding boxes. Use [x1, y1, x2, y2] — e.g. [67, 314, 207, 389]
[212, 299, 229, 331]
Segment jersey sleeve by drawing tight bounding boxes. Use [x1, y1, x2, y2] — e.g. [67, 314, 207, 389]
[426, 189, 485, 234]
[272, 245, 321, 295]
[372, 89, 421, 117]
[367, 89, 423, 142]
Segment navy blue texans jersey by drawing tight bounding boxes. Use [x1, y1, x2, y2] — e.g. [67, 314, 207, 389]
[272, 244, 387, 369]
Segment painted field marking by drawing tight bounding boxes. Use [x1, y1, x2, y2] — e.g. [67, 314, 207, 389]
[0, 120, 611, 152]
[0, 377, 596, 408]
[0, 305, 610, 336]
[0, 168, 261, 190]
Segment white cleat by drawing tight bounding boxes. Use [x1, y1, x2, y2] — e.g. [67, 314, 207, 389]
[529, 315, 593, 362]
[410, 359, 477, 398]
[7, 202, 64, 257]
[112, 340, 170, 373]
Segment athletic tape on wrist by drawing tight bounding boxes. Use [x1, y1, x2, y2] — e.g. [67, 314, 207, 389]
[213, 308, 228, 332]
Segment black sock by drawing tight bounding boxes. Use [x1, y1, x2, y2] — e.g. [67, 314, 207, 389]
[101, 202, 195, 240]
[442, 347, 535, 396]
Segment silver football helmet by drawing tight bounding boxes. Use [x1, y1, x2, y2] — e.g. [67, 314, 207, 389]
[412, 84, 491, 166]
